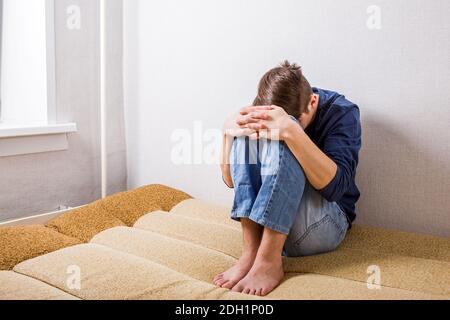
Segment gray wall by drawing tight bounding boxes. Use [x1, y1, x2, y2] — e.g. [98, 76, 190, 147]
[124, 0, 450, 237]
[0, 0, 126, 221]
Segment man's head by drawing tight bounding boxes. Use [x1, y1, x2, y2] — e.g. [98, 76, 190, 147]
[254, 61, 318, 128]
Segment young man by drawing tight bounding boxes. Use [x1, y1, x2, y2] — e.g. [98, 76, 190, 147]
[213, 61, 361, 296]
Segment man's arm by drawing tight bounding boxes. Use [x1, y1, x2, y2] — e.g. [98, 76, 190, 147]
[220, 107, 265, 188]
[243, 105, 360, 201]
[220, 133, 234, 188]
[241, 106, 338, 190]
[220, 122, 336, 191]
[283, 122, 337, 190]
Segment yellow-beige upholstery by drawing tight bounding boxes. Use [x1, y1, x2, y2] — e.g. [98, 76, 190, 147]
[1, 186, 449, 300]
[13, 244, 257, 300]
[0, 225, 81, 270]
[46, 184, 191, 242]
[46, 202, 126, 243]
[0, 271, 79, 300]
[134, 211, 243, 258]
[91, 227, 237, 283]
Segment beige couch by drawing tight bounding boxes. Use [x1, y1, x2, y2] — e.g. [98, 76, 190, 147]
[1, 184, 449, 300]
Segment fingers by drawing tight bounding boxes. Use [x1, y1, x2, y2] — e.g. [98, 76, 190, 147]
[246, 122, 268, 131]
[236, 112, 271, 127]
[248, 129, 281, 141]
[239, 105, 274, 115]
[250, 111, 271, 120]
[236, 113, 259, 126]
[239, 105, 254, 115]
[225, 127, 256, 137]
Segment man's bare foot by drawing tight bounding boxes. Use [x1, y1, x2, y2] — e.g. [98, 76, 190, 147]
[213, 252, 256, 289]
[231, 255, 284, 296]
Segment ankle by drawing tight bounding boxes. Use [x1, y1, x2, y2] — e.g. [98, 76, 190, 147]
[255, 251, 282, 265]
[241, 247, 258, 259]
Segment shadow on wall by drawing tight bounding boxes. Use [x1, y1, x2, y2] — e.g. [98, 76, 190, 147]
[356, 117, 450, 237]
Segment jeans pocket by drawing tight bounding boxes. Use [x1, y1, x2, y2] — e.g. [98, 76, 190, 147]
[288, 214, 347, 257]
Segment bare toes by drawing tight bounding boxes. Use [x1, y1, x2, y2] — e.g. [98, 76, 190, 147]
[243, 288, 251, 294]
[216, 279, 228, 287]
[231, 283, 244, 292]
[250, 289, 257, 295]
[221, 280, 235, 289]
[213, 274, 223, 283]
[256, 288, 262, 296]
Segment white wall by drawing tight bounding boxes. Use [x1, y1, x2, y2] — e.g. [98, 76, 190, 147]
[124, 0, 450, 237]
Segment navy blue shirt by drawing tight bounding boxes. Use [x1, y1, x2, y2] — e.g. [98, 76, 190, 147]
[305, 88, 361, 223]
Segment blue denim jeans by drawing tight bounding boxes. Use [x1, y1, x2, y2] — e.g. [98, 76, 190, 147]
[230, 132, 349, 257]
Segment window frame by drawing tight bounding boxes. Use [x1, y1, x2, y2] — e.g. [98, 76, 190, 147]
[0, 0, 77, 157]
[45, 0, 56, 124]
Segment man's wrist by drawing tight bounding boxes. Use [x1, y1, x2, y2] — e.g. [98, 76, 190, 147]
[223, 131, 235, 142]
[222, 126, 236, 138]
[282, 120, 303, 142]
[221, 133, 234, 163]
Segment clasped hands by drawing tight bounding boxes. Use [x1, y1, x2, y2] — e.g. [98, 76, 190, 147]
[223, 105, 297, 141]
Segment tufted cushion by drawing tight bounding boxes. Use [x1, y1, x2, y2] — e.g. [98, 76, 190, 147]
[2, 188, 449, 300]
[46, 184, 192, 242]
[0, 271, 79, 300]
[0, 225, 81, 270]
[46, 201, 126, 242]
[98, 184, 191, 225]
[14, 244, 258, 300]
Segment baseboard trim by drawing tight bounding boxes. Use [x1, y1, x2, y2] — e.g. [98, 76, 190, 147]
[0, 205, 84, 227]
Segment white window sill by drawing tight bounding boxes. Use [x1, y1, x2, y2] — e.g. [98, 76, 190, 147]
[0, 123, 77, 157]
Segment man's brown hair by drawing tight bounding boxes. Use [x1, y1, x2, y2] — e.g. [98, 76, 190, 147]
[253, 61, 313, 119]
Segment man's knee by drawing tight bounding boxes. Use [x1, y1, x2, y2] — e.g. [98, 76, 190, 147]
[260, 140, 304, 183]
[231, 137, 304, 186]
[231, 137, 259, 166]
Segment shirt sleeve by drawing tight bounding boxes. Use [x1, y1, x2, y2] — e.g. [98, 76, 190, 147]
[319, 106, 361, 202]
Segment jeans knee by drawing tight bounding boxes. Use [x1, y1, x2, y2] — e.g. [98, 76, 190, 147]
[232, 137, 259, 165]
[276, 142, 305, 183]
[231, 137, 304, 186]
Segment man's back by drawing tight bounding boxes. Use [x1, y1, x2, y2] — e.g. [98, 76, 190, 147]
[306, 88, 361, 223]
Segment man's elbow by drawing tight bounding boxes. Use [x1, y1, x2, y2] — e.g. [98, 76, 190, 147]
[321, 191, 342, 203]
[220, 164, 234, 188]
[319, 177, 346, 203]
[222, 175, 234, 189]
